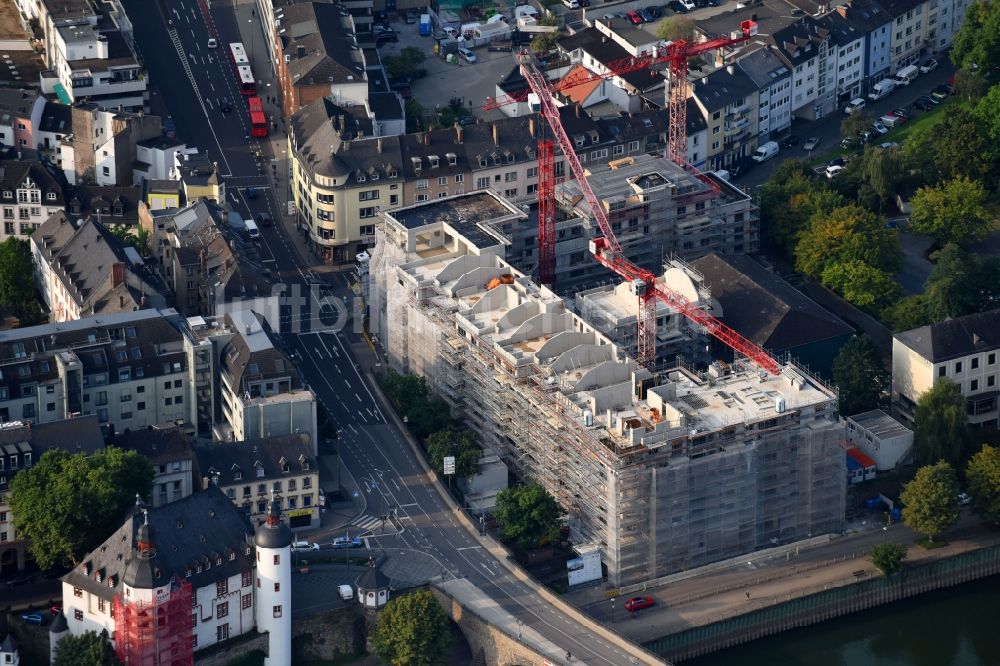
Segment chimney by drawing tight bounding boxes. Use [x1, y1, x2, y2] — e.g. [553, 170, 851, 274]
[377, 137, 383, 153]
[297, 45, 306, 59]
[423, 132, 430, 146]
[529, 117, 536, 137]
[492, 123, 499, 146]
[454, 122, 464, 143]
[111, 262, 125, 288]
[575, 103, 581, 118]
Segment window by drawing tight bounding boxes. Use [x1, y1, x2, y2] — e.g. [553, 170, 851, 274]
[75, 609, 84, 621]
[217, 579, 228, 596]
[455, 174, 464, 183]
[613, 144, 624, 156]
[273, 605, 282, 618]
[504, 172, 518, 182]
[955, 361, 963, 373]
[99, 598, 106, 613]
[274, 582, 281, 592]
[938, 366, 946, 378]
[358, 190, 379, 201]
[989, 353, 996, 365]
[359, 207, 376, 218]
[971, 379, 979, 391]
[137, 401, 145, 411]
[989, 375, 996, 388]
[242, 594, 252, 609]
[242, 570, 253, 587]
[165, 397, 172, 406]
[438, 176, 447, 186]
[74, 587, 83, 598]
[217, 602, 229, 618]
[216, 624, 229, 641]
[414, 179, 428, 190]
[273, 554, 280, 565]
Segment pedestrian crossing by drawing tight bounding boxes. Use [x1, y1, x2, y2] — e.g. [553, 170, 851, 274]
[350, 514, 383, 531]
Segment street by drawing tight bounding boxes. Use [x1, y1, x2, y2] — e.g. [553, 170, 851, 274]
[124, 0, 652, 662]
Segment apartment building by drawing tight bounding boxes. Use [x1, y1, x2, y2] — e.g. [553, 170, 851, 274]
[0, 89, 44, 152]
[113, 423, 196, 507]
[692, 64, 760, 169]
[370, 198, 845, 585]
[37, 0, 146, 111]
[836, 0, 893, 90]
[195, 433, 320, 529]
[882, 0, 928, 70]
[31, 213, 166, 322]
[892, 309, 1000, 429]
[772, 18, 834, 120]
[132, 136, 187, 185]
[64, 184, 143, 229]
[928, 0, 973, 51]
[818, 11, 868, 103]
[737, 48, 793, 139]
[0, 416, 105, 575]
[60, 103, 162, 186]
[0, 159, 65, 241]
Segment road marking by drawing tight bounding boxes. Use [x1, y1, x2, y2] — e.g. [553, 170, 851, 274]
[391, 479, 400, 491]
[456, 546, 482, 551]
[481, 563, 496, 576]
[355, 393, 362, 402]
[344, 379, 351, 389]
[399, 503, 418, 508]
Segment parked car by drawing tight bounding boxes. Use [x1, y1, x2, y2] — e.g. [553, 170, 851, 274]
[870, 121, 889, 135]
[375, 31, 398, 44]
[802, 136, 819, 151]
[50, 605, 62, 615]
[667, 0, 689, 13]
[458, 114, 477, 126]
[457, 47, 477, 63]
[891, 107, 909, 119]
[917, 94, 941, 106]
[679, 0, 696, 8]
[931, 84, 953, 99]
[878, 141, 899, 150]
[245, 186, 257, 200]
[626, 10, 644, 24]
[958, 492, 973, 506]
[255, 211, 273, 227]
[844, 97, 866, 114]
[828, 156, 845, 167]
[292, 540, 320, 551]
[729, 157, 755, 177]
[913, 97, 936, 110]
[404, 10, 417, 24]
[751, 140, 780, 163]
[919, 58, 939, 74]
[880, 114, 904, 127]
[624, 596, 655, 612]
[21, 612, 46, 625]
[5, 574, 32, 586]
[825, 164, 845, 179]
[333, 536, 364, 548]
[780, 134, 800, 148]
[639, 6, 660, 21]
[374, 10, 388, 22]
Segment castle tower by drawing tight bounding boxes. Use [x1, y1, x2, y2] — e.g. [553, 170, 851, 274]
[254, 495, 292, 666]
[49, 611, 68, 663]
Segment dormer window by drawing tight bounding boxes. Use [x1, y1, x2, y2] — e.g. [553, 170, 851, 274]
[47, 192, 56, 201]
[113, 204, 124, 216]
[388, 167, 398, 178]
[428, 155, 439, 168]
[371, 172, 379, 180]
[2, 191, 11, 199]
[411, 157, 422, 174]
[574, 135, 585, 147]
[446, 153, 457, 166]
[356, 173, 366, 182]
[70, 200, 81, 215]
[506, 152, 514, 163]
[279, 456, 289, 473]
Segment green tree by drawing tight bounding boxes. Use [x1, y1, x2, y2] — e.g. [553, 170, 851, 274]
[655, 16, 695, 41]
[910, 177, 995, 245]
[882, 294, 932, 332]
[108, 224, 151, 257]
[759, 161, 845, 259]
[404, 99, 424, 133]
[858, 144, 903, 213]
[495, 482, 562, 549]
[831, 336, 884, 416]
[426, 429, 481, 480]
[913, 380, 972, 468]
[901, 460, 960, 543]
[869, 542, 907, 575]
[0, 237, 38, 318]
[953, 68, 989, 103]
[820, 261, 901, 312]
[52, 630, 121, 666]
[923, 244, 1000, 321]
[384, 47, 427, 81]
[380, 370, 451, 441]
[903, 107, 993, 185]
[530, 31, 560, 53]
[371, 589, 450, 666]
[966, 445, 1000, 525]
[841, 111, 871, 141]
[10, 447, 153, 568]
[951, 0, 1000, 72]
[794, 204, 900, 279]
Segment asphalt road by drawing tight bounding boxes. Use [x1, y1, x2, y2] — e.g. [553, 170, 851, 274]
[125, 1, 650, 662]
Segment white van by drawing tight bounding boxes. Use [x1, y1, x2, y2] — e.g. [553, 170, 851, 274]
[892, 64, 919, 86]
[338, 585, 354, 601]
[844, 97, 866, 115]
[245, 219, 261, 241]
[751, 141, 779, 163]
[868, 79, 896, 101]
[562, 0, 579, 8]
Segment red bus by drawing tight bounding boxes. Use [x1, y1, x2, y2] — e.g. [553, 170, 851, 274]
[236, 65, 256, 95]
[248, 96, 268, 137]
[228, 42, 249, 67]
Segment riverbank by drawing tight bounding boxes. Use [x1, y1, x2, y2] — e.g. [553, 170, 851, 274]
[566, 512, 1000, 663]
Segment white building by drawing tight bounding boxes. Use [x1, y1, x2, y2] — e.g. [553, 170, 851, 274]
[253, 497, 292, 666]
[891, 309, 1000, 429]
[737, 48, 793, 140]
[846, 409, 914, 471]
[0, 160, 65, 241]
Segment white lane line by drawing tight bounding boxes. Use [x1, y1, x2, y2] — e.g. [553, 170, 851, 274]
[391, 478, 400, 491]
[354, 393, 362, 402]
[480, 563, 496, 576]
[344, 379, 351, 389]
[456, 546, 482, 551]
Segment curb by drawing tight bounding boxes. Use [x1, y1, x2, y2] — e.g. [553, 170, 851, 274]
[364, 372, 666, 665]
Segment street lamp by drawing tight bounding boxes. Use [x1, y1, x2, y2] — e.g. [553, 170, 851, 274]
[610, 597, 616, 624]
[882, 525, 888, 544]
[248, 18, 255, 64]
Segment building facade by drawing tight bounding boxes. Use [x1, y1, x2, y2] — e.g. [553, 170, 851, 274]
[0, 160, 65, 241]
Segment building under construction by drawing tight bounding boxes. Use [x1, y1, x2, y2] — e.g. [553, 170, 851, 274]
[369, 191, 845, 586]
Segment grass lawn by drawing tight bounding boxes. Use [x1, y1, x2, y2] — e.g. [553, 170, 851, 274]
[916, 538, 949, 549]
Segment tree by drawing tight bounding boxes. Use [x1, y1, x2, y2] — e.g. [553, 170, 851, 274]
[655, 16, 695, 41]
[832, 336, 884, 416]
[820, 261, 901, 312]
[404, 99, 423, 133]
[966, 445, 1000, 526]
[0, 237, 38, 318]
[951, 0, 1000, 72]
[882, 295, 932, 332]
[923, 244, 1000, 321]
[794, 204, 900, 279]
[953, 68, 989, 103]
[903, 107, 993, 185]
[530, 31, 560, 53]
[384, 47, 427, 81]
[909, 177, 994, 245]
[759, 161, 845, 259]
[380, 370, 451, 441]
[53, 631, 121, 666]
[841, 112, 871, 141]
[858, 144, 903, 214]
[426, 429, 481, 480]
[108, 224, 150, 257]
[371, 589, 450, 666]
[901, 460, 960, 543]
[869, 542, 907, 575]
[495, 483, 562, 549]
[10, 448, 153, 568]
[913, 380, 972, 469]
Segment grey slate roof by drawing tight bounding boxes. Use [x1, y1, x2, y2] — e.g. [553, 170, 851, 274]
[0, 416, 104, 491]
[219, 311, 300, 393]
[692, 64, 759, 113]
[0, 159, 64, 206]
[894, 309, 1000, 363]
[0, 634, 16, 654]
[62, 485, 254, 599]
[834, 0, 892, 35]
[771, 17, 831, 67]
[815, 10, 865, 47]
[737, 47, 792, 89]
[279, 2, 366, 87]
[65, 184, 142, 227]
[193, 433, 316, 487]
[112, 423, 192, 466]
[691, 253, 854, 352]
[37, 100, 72, 135]
[356, 565, 390, 590]
[557, 28, 664, 91]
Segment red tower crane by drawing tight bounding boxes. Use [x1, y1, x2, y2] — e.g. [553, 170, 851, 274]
[485, 21, 758, 296]
[491, 21, 779, 375]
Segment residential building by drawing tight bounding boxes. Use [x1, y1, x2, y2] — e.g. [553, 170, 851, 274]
[0, 159, 65, 241]
[37, 0, 147, 111]
[881, 0, 928, 71]
[817, 11, 868, 103]
[33, 100, 74, 163]
[60, 103, 162, 186]
[929, 0, 973, 51]
[892, 309, 1000, 429]
[31, 213, 166, 322]
[140, 179, 183, 211]
[112, 423, 196, 507]
[737, 48, 793, 139]
[64, 184, 143, 229]
[846, 409, 914, 471]
[133, 136, 187, 185]
[370, 201, 845, 586]
[691, 63, 760, 169]
[0, 89, 43, 152]
[691, 253, 854, 378]
[0, 309, 197, 432]
[0, 416, 105, 575]
[771, 18, 834, 120]
[836, 0, 893, 91]
[0, 635, 16, 666]
[194, 433, 320, 529]
[177, 152, 224, 204]
[141, 200, 272, 317]
[60, 486, 259, 659]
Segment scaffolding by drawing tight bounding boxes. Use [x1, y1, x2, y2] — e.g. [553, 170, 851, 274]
[371, 195, 844, 587]
[113, 577, 194, 666]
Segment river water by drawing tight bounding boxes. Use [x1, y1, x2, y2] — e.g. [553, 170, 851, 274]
[684, 574, 1000, 666]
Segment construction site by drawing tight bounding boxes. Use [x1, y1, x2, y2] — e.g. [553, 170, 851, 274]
[367, 191, 846, 586]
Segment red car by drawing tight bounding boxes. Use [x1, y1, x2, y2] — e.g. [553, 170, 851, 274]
[626, 10, 644, 24]
[624, 596, 655, 612]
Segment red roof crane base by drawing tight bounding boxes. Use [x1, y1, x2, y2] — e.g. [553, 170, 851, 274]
[490, 22, 779, 375]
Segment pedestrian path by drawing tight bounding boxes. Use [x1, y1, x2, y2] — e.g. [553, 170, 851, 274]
[350, 514, 383, 532]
